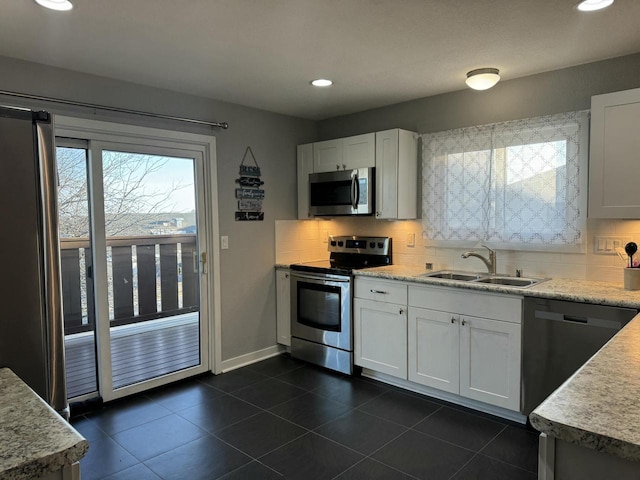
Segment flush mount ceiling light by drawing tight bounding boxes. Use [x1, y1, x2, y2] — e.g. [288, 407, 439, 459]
[576, 0, 614, 11]
[34, 0, 73, 11]
[465, 68, 501, 90]
[311, 79, 333, 87]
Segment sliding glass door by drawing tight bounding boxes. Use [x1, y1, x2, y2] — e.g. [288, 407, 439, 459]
[58, 138, 210, 402]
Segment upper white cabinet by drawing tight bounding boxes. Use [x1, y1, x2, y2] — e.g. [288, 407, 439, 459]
[296, 143, 313, 219]
[313, 133, 375, 173]
[297, 129, 417, 219]
[589, 88, 640, 218]
[375, 129, 418, 220]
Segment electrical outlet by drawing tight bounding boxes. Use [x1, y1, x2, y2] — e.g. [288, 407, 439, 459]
[594, 235, 632, 255]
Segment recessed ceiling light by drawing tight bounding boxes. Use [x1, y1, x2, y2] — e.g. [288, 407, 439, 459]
[311, 79, 333, 87]
[465, 68, 500, 91]
[35, 0, 73, 11]
[576, 0, 614, 12]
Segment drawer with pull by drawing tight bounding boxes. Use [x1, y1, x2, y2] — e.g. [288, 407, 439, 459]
[354, 278, 407, 304]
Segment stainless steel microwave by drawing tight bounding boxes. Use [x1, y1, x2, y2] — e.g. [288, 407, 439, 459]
[309, 167, 374, 216]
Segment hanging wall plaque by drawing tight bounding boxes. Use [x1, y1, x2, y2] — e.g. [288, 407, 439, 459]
[234, 146, 264, 221]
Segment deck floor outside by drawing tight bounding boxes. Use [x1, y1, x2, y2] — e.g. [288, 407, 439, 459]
[64, 312, 200, 398]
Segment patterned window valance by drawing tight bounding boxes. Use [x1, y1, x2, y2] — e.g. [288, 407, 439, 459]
[421, 111, 589, 248]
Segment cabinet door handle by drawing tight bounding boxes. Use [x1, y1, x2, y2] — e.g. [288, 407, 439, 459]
[336, 164, 340, 170]
[451, 317, 456, 324]
[461, 319, 466, 326]
[399, 308, 404, 315]
[342, 164, 347, 170]
[370, 289, 388, 294]
[285, 273, 289, 278]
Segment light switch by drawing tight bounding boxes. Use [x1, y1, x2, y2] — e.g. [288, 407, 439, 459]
[594, 235, 633, 255]
[406, 232, 415, 247]
[221, 236, 229, 250]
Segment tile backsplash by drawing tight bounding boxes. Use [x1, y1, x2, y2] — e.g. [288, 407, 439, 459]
[275, 218, 640, 284]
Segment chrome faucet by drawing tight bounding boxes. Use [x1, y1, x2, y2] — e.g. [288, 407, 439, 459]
[461, 245, 497, 275]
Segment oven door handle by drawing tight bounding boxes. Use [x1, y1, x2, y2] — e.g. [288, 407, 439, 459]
[351, 171, 359, 210]
[290, 272, 351, 283]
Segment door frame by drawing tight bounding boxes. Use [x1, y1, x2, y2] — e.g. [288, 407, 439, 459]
[55, 116, 222, 401]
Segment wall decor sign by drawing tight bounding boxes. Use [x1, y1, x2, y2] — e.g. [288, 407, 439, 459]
[235, 146, 265, 221]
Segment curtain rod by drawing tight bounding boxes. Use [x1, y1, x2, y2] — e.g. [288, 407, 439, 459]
[0, 89, 229, 130]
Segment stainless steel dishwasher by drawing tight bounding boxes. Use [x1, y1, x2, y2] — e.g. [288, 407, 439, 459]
[521, 297, 637, 415]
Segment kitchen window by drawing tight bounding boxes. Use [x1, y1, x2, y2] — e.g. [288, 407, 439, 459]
[421, 111, 589, 251]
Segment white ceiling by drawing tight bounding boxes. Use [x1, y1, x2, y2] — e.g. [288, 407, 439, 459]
[2, 0, 640, 120]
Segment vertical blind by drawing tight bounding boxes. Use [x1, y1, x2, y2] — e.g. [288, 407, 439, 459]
[422, 111, 589, 247]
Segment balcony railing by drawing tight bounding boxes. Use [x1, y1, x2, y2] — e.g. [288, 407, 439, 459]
[60, 234, 199, 336]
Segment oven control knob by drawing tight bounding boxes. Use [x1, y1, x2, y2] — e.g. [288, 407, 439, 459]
[369, 242, 375, 248]
[377, 242, 384, 248]
[338, 241, 344, 247]
[330, 241, 337, 246]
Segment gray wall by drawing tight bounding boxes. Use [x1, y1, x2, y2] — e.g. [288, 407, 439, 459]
[0, 55, 316, 363]
[318, 53, 640, 139]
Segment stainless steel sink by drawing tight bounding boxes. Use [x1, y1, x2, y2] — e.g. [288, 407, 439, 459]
[474, 276, 540, 287]
[422, 270, 549, 288]
[423, 271, 483, 281]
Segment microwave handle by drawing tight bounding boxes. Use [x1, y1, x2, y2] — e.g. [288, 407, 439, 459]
[351, 172, 359, 209]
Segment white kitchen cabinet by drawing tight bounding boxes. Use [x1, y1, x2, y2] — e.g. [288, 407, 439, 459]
[276, 268, 291, 346]
[313, 133, 375, 173]
[375, 129, 418, 220]
[296, 143, 313, 219]
[354, 278, 407, 379]
[313, 138, 342, 173]
[39, 463, 80, 480]
[589, 87, 640, 218]
[459, 314, 521, 410]
[408, 285, 522, 411]
[408, 306, 459, 394]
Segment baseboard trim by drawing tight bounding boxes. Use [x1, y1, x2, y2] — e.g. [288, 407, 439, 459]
[220, 344, 286, 373]
[361, 369, 527, 424]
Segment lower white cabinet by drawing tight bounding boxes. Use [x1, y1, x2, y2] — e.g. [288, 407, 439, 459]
[408, 307, 459, 394]
[354, 278, 408, 379]
[408, 285, 522, 411]
[354, 298, 407, 379]
[459, 314, 521, 409]
[276, 268, 290, 346]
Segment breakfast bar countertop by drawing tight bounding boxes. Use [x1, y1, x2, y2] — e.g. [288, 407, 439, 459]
[0, 368, 88, 480]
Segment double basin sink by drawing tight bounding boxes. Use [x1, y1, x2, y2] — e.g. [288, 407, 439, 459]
[422, 270, 549, 288]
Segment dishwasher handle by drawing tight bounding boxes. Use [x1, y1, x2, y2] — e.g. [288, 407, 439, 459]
[562, 314, 588, 324]
[535, 309, 626, 329]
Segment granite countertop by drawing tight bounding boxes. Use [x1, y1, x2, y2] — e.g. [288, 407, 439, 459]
[0, 368, 89, 480]
[530, 314, 640, 462]
[354, 264, 640, 309]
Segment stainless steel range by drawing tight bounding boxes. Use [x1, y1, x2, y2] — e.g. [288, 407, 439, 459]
[289, 236, 392, 374]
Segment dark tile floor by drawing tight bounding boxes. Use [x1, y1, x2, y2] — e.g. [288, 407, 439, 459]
[72, 354, 539, 480]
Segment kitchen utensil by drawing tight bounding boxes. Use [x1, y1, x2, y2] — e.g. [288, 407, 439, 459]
[615, 246, 628, 264]
[625, 242, 637, 268]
